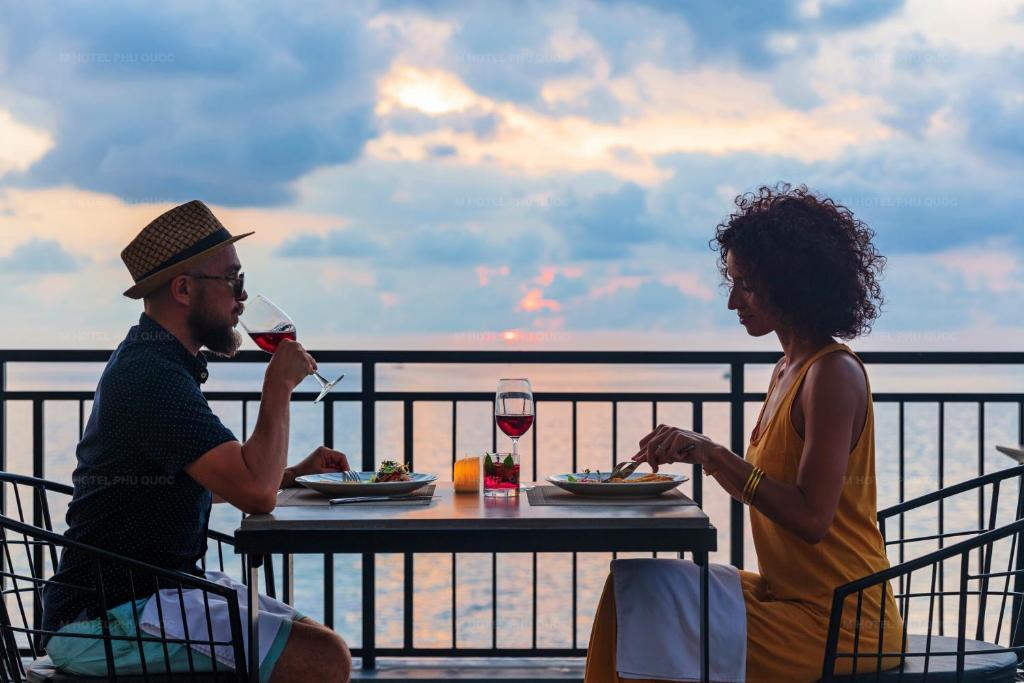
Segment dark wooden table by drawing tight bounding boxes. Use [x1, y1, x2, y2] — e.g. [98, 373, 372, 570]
[234, 484, 717, 681]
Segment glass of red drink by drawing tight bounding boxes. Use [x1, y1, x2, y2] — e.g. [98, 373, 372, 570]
[239, 294, 343, 403]
[495, 378, 534, 492]
[483, 452, 520, 497]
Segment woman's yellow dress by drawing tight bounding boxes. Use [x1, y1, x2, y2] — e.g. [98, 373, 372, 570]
[585, 343, 904, 682]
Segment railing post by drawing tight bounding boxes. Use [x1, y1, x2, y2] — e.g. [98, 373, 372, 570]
[323, 399, 334, 629]
[361, 362, 376, 670]
[0, 357, 5, 473]
[692, 401, 703, 507]
[1, 358, 5, 598]
[730, 362, 745, 569]
[1011, 485, 1024, 651]
[403, 400, 414, 653]
[32, 400, 44, 635]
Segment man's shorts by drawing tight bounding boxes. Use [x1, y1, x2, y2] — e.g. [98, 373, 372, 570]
[45, 570, 306, 683]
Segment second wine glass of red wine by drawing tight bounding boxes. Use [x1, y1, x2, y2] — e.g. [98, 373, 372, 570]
[495, 378, 534, 466]
[239, 294, 343, 403]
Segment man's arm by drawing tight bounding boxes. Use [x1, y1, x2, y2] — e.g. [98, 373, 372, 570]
[185, 339, 314, 514]
[213, 463, 297, 503]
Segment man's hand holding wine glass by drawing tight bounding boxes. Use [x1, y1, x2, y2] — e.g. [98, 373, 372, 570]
[241, 294, 343, 402]
[265, 337, 318, 392]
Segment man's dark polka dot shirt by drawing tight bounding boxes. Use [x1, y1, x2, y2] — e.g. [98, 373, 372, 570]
[42, 313, 237, 637]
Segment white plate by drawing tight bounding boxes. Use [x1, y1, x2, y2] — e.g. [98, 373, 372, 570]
[295, 471, 437, 497]
[546, 472, 688, 498]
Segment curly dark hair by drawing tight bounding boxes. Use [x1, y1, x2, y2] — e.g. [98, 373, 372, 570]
[711, 183, 885, 340]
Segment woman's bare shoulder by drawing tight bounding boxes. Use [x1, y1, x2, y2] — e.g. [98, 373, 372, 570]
[805, 350, 866, 399]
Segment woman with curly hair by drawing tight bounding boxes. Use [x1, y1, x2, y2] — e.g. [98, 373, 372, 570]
[584, 184, 901, 682]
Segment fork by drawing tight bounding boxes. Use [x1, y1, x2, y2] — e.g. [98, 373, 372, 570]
[601, 460, 641, 482]
[340, 469, 361, 483]
[602, 444, 696, 482]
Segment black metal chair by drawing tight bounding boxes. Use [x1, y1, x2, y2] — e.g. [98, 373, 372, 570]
[822, 465, 1024, 681]
[0, 472, 257, 681]
[0, 473, 276, 595]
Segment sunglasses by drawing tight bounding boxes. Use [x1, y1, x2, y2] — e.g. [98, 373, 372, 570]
[192, 271, 245, 298]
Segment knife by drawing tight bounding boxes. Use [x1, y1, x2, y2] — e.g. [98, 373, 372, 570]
[329, 494, 433, 505]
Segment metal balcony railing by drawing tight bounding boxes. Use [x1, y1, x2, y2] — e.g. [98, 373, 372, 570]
[2, 349, 1024, 668]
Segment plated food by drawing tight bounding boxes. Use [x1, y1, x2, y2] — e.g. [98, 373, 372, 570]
[566, 471, 676, 484]
[296, 464, 436, 497]
[371, 460, 412, 482]
[547, 471, 687, 498]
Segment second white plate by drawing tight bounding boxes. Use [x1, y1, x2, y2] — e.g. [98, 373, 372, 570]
[546, 472, 688, 498]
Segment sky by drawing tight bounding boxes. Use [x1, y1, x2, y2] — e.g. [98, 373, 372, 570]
[1, 0, 1023, 351]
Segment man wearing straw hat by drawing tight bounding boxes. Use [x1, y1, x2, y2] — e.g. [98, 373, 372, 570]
[41, 201, 352, 682]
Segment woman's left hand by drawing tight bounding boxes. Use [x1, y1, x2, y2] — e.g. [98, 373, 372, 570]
[632, 424, 726, 474]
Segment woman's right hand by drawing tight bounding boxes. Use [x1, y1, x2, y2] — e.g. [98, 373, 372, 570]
[632, 424, 724, 473]
[265, 338, 317, 391]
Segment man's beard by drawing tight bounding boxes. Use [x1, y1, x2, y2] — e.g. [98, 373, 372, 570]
[188, 293, 242, 358]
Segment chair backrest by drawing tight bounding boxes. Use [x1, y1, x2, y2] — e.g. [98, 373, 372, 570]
[877, 465, 1024, 642]
[0, 513, 249, 682]
[822, 466, 1024, 679]
[0, 473, 74, 662]
[0, 473, 251, 682]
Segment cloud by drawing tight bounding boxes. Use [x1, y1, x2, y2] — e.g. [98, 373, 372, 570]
[0, 238, 82, 273]
[534, 265, 584, 287]
[964, 86, 1024, 165]
[551, 182, 658, 259]
[390, 0, 905, 109]
[517, 288, 561, 312]
[565, 275, 717, 331]
[0, 2, 388, 206]
[275, 229, 383, 258]
[369, 60, 891, 183]
[440, 2, 600, 106]
[932, 244, 1024, 295]
[659, 271, 715, 301]
[876, 247, 1024, 332]
[540, 267, 591, 300]
[612, 0, 906, 67]
[476, 265, 510, 286]
[0, 110, 54, 177]
[275, 221, 545, 269]
[400, 224, 538, 266]
[649, 149, 1024, 255]
[2, 0, 1024, 347]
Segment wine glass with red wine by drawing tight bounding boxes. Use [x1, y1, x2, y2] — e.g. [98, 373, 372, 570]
[495, 378, 534, 485]
[239, 294, 343, 403]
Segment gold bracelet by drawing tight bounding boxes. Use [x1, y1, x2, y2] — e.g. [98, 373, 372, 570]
[745, 471, 761, 507]
[742, 467, 765, 505]
[745, 471, 761, 501]
[749, 469, 765, 505]
[751, 469, 766, 504]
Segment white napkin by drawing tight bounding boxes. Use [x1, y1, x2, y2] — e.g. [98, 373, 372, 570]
[613, 558, 746, 682]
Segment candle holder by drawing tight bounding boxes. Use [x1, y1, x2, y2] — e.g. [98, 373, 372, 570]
[453, 455, 482, 493]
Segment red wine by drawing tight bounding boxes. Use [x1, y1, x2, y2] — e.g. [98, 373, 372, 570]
[249, 330, 296, 353]
[496, 414, 533, 438]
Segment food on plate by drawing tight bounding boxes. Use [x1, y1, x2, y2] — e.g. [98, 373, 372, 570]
[370, 460, 411, 483]
[565, 468, 675, 484]
[614, 472, 675, 483]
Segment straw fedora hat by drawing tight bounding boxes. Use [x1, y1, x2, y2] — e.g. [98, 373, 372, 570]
[121, 200, 253, 299]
